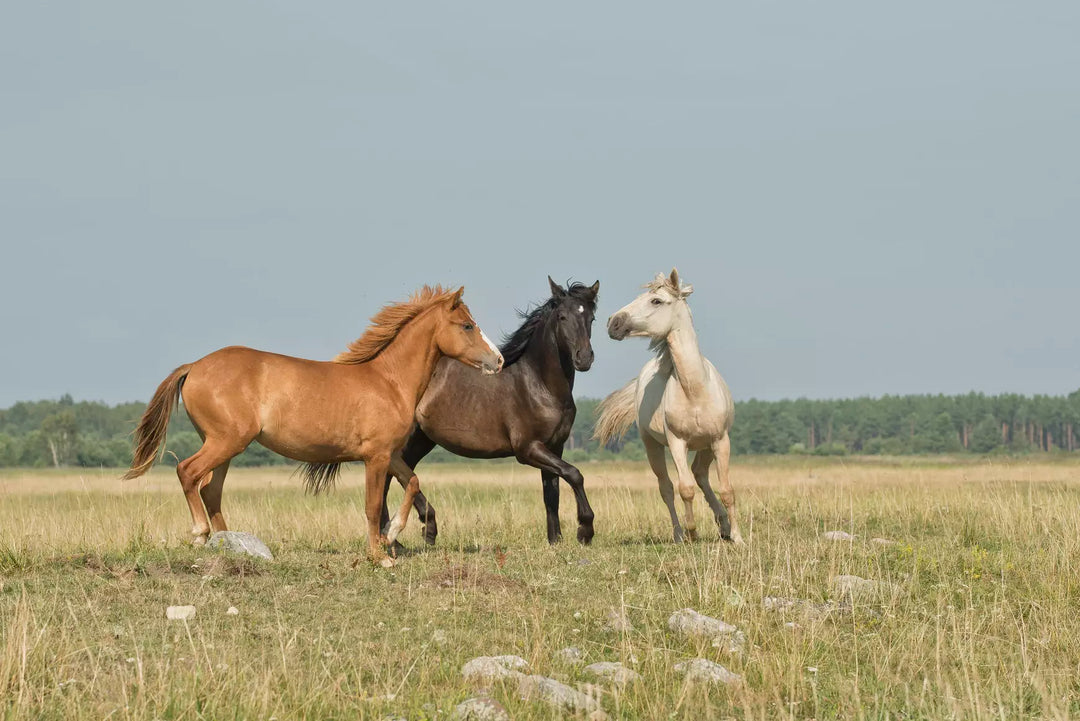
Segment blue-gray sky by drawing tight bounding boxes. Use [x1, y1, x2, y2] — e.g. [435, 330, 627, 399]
[2, 2, 1078, 407]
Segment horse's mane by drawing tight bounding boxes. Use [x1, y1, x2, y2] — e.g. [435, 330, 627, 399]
[499, 282, 596, 367]
[333, 285, 456, 365]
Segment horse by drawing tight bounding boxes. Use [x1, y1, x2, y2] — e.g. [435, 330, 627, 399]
[123, 286, 504, 565]
[379, 277, 600, 545]
[595, 269, 742, 544]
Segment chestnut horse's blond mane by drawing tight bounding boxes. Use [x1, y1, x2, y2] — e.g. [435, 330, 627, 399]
[333, 285, 457, 365]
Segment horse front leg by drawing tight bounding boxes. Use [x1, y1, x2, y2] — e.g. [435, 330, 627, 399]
[385, 453, 422, 548]
[517, 441, 594, 545]
[643, 434, 682, 542]
[666, 434, 698, 541]
[381, 429, 439, 546]
[364, 455, 395, 567]
[540, 470, 562, 544]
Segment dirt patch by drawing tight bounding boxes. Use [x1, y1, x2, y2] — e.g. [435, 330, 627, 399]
[423, 563, 527, 593]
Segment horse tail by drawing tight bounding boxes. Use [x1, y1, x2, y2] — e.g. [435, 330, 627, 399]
[594, 378, 638, 446]
[123, 364, 192, 480]
[301, 462, 342, 495]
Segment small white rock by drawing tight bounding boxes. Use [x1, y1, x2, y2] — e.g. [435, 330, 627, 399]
[823, 530, 855, 541]
[462, 655, 529, 683]
[556, 646, 585, 663]
[166, 605, 196, 621]
[674, 658, 742, 685]
[226, 606, 239, 616]
[583, 661, 641, 687]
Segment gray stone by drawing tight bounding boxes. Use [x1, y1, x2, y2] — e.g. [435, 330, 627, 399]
[822, 530, 855, 541]
[583, 661, 640, 688]
[206, 531, 274, 561]
[556, 646, 585, 664]
[832, 574, 893, 601]
[763, 595, 851, 620]
[674, 658, 742, 685]
[462, 655, 529, 683]
[166, 605, 196, 621]
[871, 537, 896, 546]
[516, 674, 605, 715]
[602, 608, 634, 633]
[451, 696, 510, 721]
[668, 608, 745, 652]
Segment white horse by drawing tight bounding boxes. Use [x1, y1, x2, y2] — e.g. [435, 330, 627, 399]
[595, 269, 742, 544]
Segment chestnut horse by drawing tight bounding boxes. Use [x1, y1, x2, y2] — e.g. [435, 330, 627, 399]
[124, 286, 503, 564]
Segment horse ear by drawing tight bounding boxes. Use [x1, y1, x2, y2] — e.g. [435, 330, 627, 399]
[679, 283, 693, 298]
[587, 280, 600, 298]
[548, 275, 566, 298]
[669, 268, 680, 289]
[450, 286, 465, 309]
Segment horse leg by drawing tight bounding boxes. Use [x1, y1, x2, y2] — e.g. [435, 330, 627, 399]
[541, 470, 562, 544]
[381, 429, 438, 546]
[711, 434, 743, 544]
[176, 441, 242, 545]
[643, 434, 683, 542]
[199, 460, 231, 534]
[691, 449, 728, 535]
[364, 454, 394, 566]
[385, 453, 421, 549]
[666, 435, 698, 542]
[516, 441, 594, 545]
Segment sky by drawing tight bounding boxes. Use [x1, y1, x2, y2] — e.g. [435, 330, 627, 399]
[1, 2, 1078, 407]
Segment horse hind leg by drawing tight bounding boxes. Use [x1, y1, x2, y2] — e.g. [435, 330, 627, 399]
[199, 461, 231, 535]
[177, 441, 243, 545]
[711, 434, 743, 544]
[691, 449, 729, 536]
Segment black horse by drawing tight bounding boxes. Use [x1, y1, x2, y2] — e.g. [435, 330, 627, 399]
[381, 277, 599, 545]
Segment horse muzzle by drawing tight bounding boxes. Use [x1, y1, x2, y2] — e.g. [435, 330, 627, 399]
[574, 348, 595, 372]
[607, 312, 630, 340]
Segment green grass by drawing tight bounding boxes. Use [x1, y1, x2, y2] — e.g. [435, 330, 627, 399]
[2, 459, 1080, 719]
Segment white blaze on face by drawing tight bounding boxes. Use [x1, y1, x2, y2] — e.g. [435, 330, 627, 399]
[479, 327, 503, 373]
[578, 304, 584, 313]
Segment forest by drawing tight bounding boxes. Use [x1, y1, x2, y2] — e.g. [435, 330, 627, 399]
[2, 389, 1078, 469]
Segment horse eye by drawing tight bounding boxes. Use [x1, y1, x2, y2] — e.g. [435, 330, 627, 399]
[462, 323, 474, 331]
[651, 298, 663, 306]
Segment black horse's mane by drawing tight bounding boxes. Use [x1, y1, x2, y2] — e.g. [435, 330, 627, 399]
[499, 282, 595, 367]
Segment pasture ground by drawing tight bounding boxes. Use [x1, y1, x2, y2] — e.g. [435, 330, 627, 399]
[2, 457, 1079, 720]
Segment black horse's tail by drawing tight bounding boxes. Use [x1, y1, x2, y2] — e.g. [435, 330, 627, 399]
[301, 462, 342, 495]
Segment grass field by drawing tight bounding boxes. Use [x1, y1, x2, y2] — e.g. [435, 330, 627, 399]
[2, 456, 1080, 720]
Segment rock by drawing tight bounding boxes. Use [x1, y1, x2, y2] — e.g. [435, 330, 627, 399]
[832, 574, 892, 601]
[668, 608, 745, 652]
[462, 655, 529, 683]
[583, 661, 640, 688]
[226, 606, 239, 616]
[602, 608, 633, 633]
[206, 531, 274, 561]
[166, 605, 196, 621]
[763, 596, 849, 620]
[822, 530, 855, 541]
[556, 646, 585, 664]
[871, 537, 896, 546]
[451, 696, 510, 721]
[674, 658, 742, 685]
[516, 674, 604, 715]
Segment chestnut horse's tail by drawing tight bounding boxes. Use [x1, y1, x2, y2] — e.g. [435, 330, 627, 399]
[123, 364, 192, 480]
[594, 377, 639, 446]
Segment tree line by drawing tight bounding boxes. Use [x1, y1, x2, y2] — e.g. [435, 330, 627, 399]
[1, 390, 1078, 469]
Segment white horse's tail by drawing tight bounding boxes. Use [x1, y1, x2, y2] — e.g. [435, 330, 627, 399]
[594, 378, 638, 446]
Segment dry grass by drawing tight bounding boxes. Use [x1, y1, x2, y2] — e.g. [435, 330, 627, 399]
[2, 457, 1080, 719]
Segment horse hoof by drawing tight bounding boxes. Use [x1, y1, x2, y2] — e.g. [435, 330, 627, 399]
[191, 535, 208, 547]
[576, 526, 594, 545]
[379, 557, 396, 569]
[423, 526, 438, 546]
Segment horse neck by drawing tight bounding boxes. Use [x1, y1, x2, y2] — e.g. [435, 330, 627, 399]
[661, 304, 708, 395]
[368, 308, 444, 408]
[524, 313, 575, 395]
